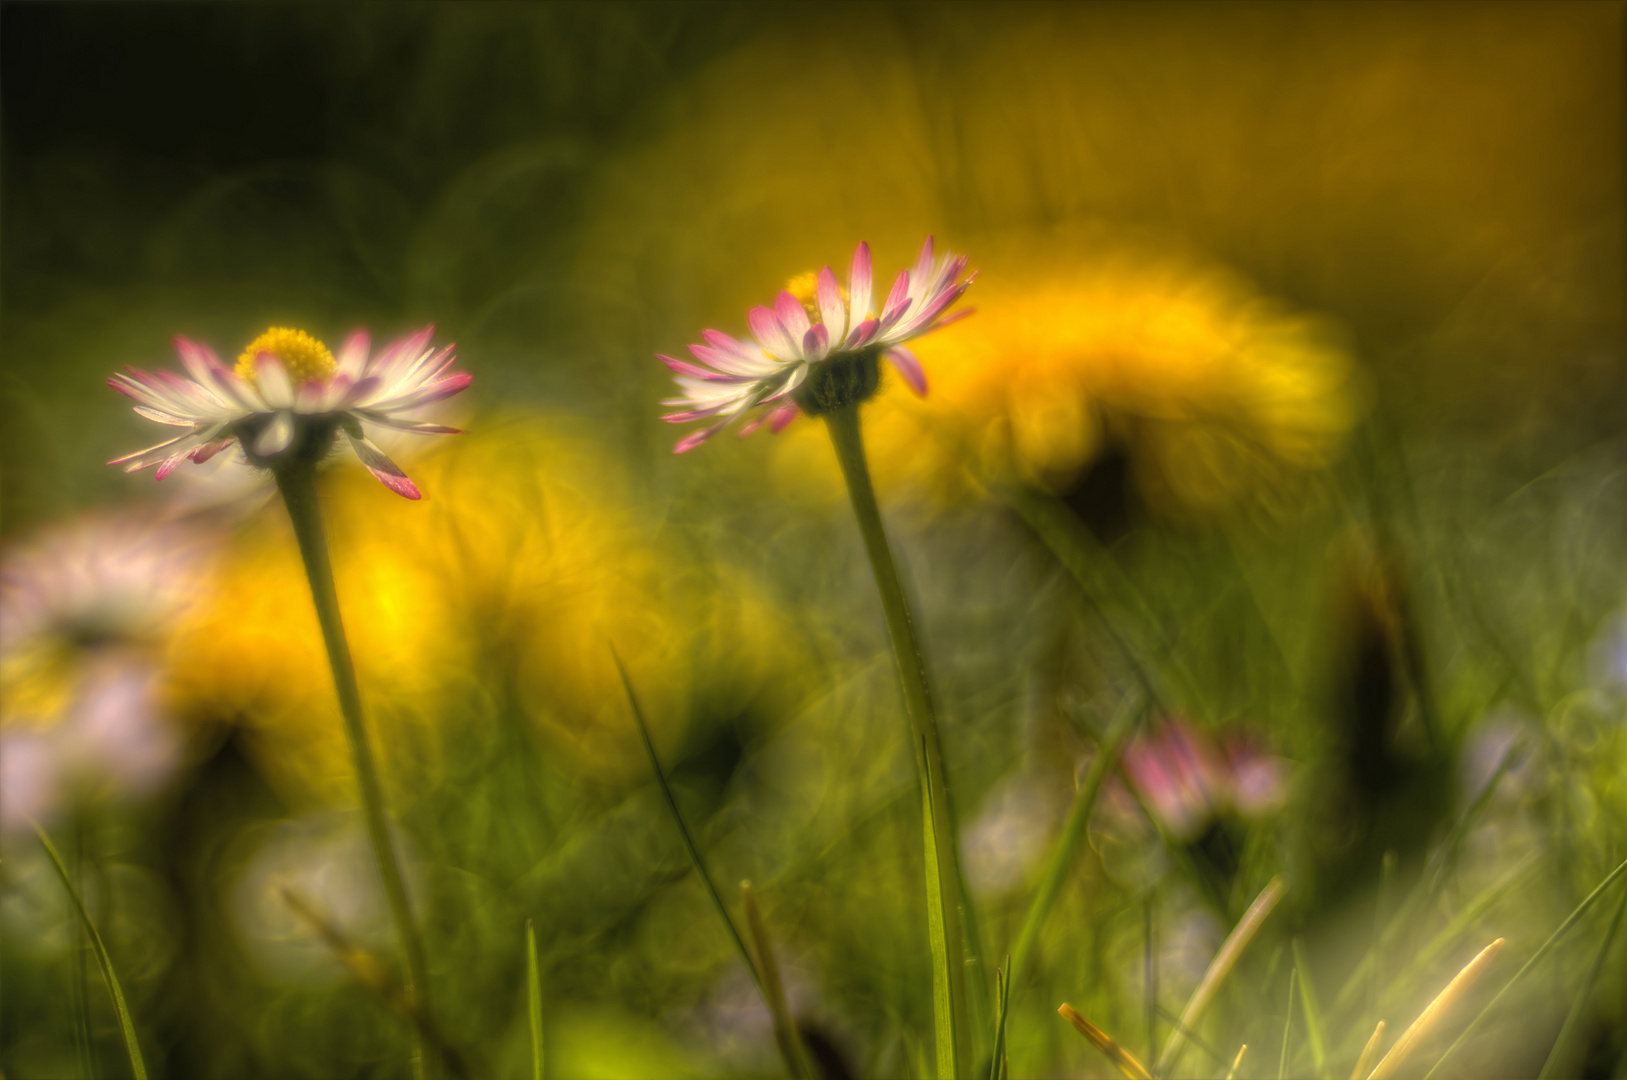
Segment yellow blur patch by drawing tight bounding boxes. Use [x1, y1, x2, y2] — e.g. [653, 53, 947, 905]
[773, 240, 1363, 517]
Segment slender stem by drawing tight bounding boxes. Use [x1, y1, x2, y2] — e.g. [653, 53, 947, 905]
[275, 461, 433, 1080]
[824, 403, 971, 1078]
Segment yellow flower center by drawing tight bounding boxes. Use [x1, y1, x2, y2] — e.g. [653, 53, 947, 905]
[235, 327, 336, 385]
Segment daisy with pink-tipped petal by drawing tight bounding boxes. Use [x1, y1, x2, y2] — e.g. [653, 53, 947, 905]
[662, 237, 981, 1071]
[660, 237, 974, 452]
[109, 326, 472, 499]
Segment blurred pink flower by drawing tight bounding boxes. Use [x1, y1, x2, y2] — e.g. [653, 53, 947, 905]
[660, 237, 975, 452]
[1117, 719, 1287, 842]
[109, 326, 471, 499]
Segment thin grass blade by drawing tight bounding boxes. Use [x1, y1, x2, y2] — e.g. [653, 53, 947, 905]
[741, 881, 815, 1080]
[1226, 1044, 1248, 1080]
[1423, 856, 1627, 1079]
[921, 744, 957, 1079]
[526, 919, 544, 1080]
[1058, 1004, 1154, 1080]
[281, 889, 471, 1078]
[1537, 875, 1627, 1079]
[1349, 1021, 1385, 1080]
[1009, 694, 1140, 992]
[1368, 938, 1502, 1080]
[1156, 876, 1286, 1076]
[613, 648, 763, 993]
[1279, 967, 1298, 1080]
[34, 822, 148, 1080]
[988, 961, 1011, 1080]
[1293, 939, 1328, 1078]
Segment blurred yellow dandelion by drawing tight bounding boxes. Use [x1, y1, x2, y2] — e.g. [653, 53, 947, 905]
[774, 244, 1362, 516]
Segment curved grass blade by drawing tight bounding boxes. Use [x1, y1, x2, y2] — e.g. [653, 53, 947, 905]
[1156, 876, 1286, 1076]
[1292, 939, 1328, 1079]
[281, 889, 472, 1078]
[1536, 875, 1627, 1079]
[1367, 938, 1502, 1080]
[1423, 856, 1627, 1079]
[742, 881, 816, 1080]
[1349, 1022, 1385, 1080]
[34, 822, 148, 1080]
[1279, 967, 1298, 1080]
[1009, 694, 1141, 993]
[526, 919, 545, 1080]
[613, 648, 763, 993]
[1057, 1004, 1153, 1080]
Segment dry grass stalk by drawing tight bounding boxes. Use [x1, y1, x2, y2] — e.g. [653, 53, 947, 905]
[1225, 1044, 1249, 1080]
[1366, 939, 1504, 1080]
[1156, 876, 1287, 1075]
[1350, 1022, 1386, 1080]
[1057, 1004, 1154, 1080]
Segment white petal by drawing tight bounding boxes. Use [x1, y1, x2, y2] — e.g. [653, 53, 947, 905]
[254, 411, 295, 456]
[255, 355, 294, 409]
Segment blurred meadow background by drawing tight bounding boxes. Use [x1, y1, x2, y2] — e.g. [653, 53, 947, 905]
[3, 2, 1626, 1077]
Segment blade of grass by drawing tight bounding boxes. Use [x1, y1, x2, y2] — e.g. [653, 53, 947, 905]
[1225, 1044, 1248, 1080]
[1537, 870, 1627, 1079]
[1153, 1004, 1226, 1067]
[526, 919, 545, 1080]
[613, 648, 762, 993]
[1279, 967, 1298, 1080]
[1009, 695, 1141, 993]
[70, 817, 95, 1080]
[920, 740, 956, 1080]
[1374, 852, 1538, 1018]
[1293, 939, 1328, 1079]
[1423, 856, 1627, 1080]
[1349, 1022, 1385, 1080]
[1057, 1004, 1153, 1080]
[34, 822, 147, 1080]
[1145, 895, 1157, 1066]
[997, 483, 1186, 709]
[1156, 876, 1287, 1076]
[988, 960, 1011, 1080]
[1368, 938, 1502, 1080]
[1335, 740, 1523, 1014]
[742, 881, 816, 1080]
[281, 889, 472, 1079]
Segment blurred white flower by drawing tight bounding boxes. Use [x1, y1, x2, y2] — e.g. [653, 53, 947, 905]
[227, 812, 419, 983]
[963, 771, 1062, 896]
[1, 511, 214, 833]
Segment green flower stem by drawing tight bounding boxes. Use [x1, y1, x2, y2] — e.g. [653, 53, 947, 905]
[823, 402, 971, 1078]
[275, 460, 433, 1080]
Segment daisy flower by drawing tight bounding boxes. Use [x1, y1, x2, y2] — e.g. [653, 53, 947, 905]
[660, 237, 975, 452]
[1, 512, 215, 831]
[109, 326, 472, 499]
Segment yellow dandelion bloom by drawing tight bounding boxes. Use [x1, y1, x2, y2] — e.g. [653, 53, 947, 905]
[771, 244, 1363, 517]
